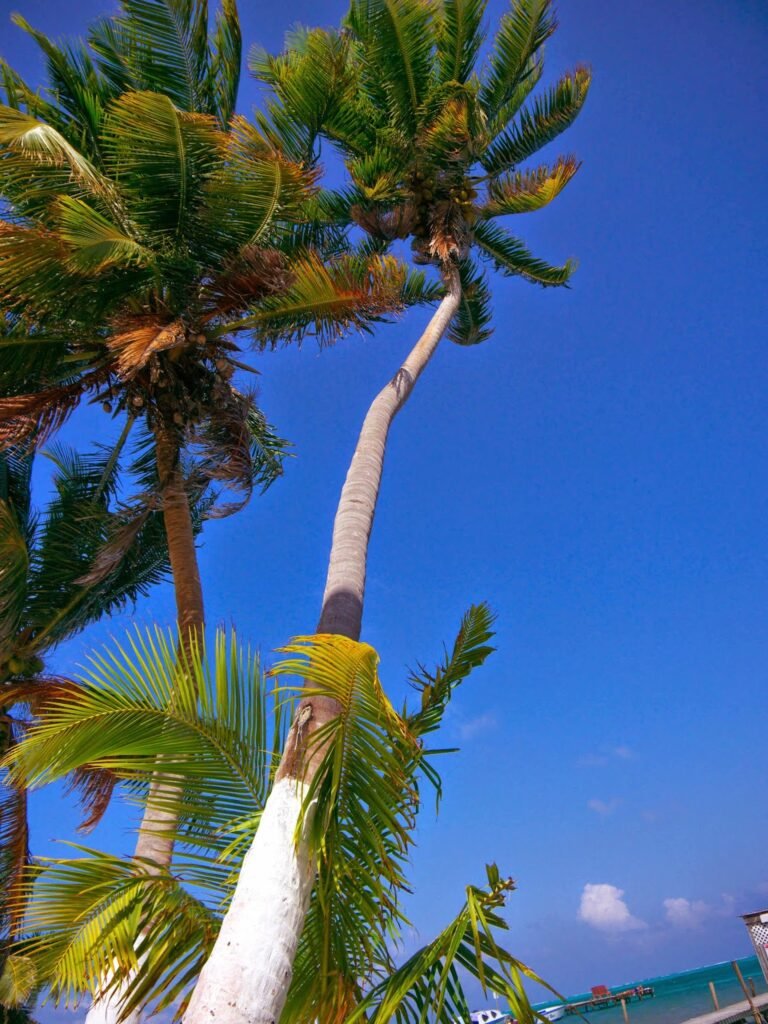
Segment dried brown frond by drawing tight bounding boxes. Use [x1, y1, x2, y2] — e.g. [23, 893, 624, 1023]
[77, 501, 156, 587]
[108, 318, 187, 379]
[188, 387, 255, 515]
[0, 370, 109, 452]
[201, 246, 291, 318]
[350, 203, 417, 241]
[428, 200, 468, 262]
[67, 765, 118, 834]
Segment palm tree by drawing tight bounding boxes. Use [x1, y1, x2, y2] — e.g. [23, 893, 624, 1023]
[0, 0, 436, 860]
[255, 0, 590, 643]
[5, 608, 550, 1024]
[1, 5, 437, 1020]
[186, 2, 590, 1021]
[0, 436, 204, 1019]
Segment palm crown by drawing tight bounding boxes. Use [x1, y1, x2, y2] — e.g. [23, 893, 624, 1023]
[0, 0, 437, 503]
[254, 0, 590, 342]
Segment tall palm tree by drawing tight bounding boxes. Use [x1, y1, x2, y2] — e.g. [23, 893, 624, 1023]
[186, 3, 590, 1022]
[0, 0, 436, 858]
[255, 0, 590, 643]
[5, 608, 550, 1024]
[1, 6, 437, 1021]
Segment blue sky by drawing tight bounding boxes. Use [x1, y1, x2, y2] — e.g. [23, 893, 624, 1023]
[2, 0, 768, 1008]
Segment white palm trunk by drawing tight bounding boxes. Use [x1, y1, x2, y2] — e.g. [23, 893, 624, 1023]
[86, 429, 204, 1024]
[183, 265, 462, 1024]
[183, 778, 315, 1024]
[83, 784, 179, 1024]
[85, 971, 142, 1024]
[318, 263, 462, 639]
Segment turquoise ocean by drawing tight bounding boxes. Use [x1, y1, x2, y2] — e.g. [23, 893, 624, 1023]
[532, 956, 766, 1024]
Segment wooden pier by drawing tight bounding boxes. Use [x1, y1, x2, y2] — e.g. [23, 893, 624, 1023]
[678, 992, 768, 1024]
[563, 985, 655, 1015]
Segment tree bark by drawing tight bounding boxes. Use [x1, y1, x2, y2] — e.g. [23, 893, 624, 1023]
[86, 424, 204, 1024]
[183, 263, 461, 1024]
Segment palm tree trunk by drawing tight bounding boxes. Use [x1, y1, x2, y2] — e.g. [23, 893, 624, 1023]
[184, 264, 461, 1024]
[86, 424, 204, 1024]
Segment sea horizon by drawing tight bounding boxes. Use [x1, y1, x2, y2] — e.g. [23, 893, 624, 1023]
[530, 954, 766, 1023]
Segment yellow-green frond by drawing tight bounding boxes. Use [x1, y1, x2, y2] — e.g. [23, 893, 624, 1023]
[481, 155, 580, 218]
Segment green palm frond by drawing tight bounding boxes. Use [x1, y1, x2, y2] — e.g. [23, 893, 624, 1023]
[447, 259, 493, 346]
[0, 466, 31, 649]
[346, 0, 436, 133]
[347, 866, 542, 1024]
[474, 219, 575, 287]
[5, 627, 280, 836]
[406, 602, 496, 739]
[0, 106, 109, 199]
[200, 117, 314, 255]
[90, 0, 210, 114]
[482, 66, 591, 175]
[100, 90, 221, 240]
[12, 848, 218, 1016]
[223, 253, 438, 346]
[271, 635, 416, 1023]
[8, 15, 110, 156]
[0, 952, 36, 1008]
[436, 0, 487, 85]
[207, 0, 242, 126]
[478, 0, 557, 118]
[55, 196, 152, 274]
[481, 155, 580, 218]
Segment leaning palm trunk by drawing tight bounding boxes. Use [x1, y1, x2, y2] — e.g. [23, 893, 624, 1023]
[86, 427, 204, 1024]
[184, 264, 461, 1024]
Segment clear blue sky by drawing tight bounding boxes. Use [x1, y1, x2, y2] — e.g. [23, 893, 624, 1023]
[3, 0, 768, 1009]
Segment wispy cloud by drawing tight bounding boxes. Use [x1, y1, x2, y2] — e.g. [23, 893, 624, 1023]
[578, 745, 635, 767]
[459, 712, 497, 740]
[588, 797, 621, 817]
[663, 897, 711, 928]
[613, 745, 634, 760]
[578, 883, 646, 932]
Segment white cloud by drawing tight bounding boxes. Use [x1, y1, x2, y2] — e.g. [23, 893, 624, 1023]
[588, 797, 621, 816]
[459, 712, 497, 740]
[663, 897, 710, 928]
[579, 884, 646, 932]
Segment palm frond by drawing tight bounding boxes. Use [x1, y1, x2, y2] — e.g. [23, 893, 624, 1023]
[474, 220, 575, 286]
[90, 0, 212, 114]
[479, 0, 556, 118]
[0, 953, 36, 1008]
[222, 253, 437, 347]
[436, 0, 487, 85]
[406, 602, 496, 739]
[55, 196, 152, 273]
[346, 0, 436, 133]
[0, 727, 29, 940]
[0, 464, 31, 648]
[271, 634, 417, 1024]
[482, 66, 591, 174]
[101, 90, 222, 240]
[8, 15, 111, 157]
[0, 105, 109, 199]
[207, 0, 242, 126]
[6, 627, 280, 839]
[446, 259, 492, 346]
[347, 866, 542, 1024]
[481, 155, 580, 218]
[0, 373, 108, 452]
[12, 847, 218, 1015]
